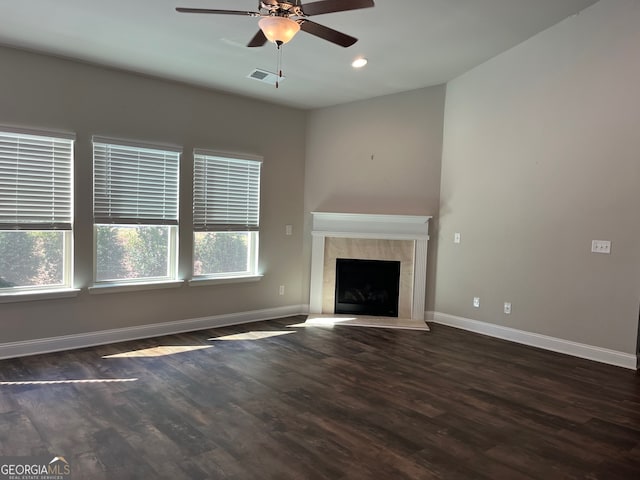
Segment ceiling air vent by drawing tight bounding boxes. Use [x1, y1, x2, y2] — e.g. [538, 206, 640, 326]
[247, 68, 285, 86]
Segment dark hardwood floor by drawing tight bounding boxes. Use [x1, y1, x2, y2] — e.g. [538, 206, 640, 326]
[1, 316, 639, 479]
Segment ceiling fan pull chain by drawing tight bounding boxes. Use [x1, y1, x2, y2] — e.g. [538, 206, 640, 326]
[276, 41, 283, 89]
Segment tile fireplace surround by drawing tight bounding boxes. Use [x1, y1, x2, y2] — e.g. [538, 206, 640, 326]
[309, 212, 431, 321]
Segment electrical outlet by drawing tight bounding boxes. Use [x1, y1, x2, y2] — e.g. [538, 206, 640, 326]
[279, 285, 285, 296]
[454, 232, 461, 244]
[504, 302, 512, 314]
[473, 297, 480, 308]
[591, 240, 611, 254]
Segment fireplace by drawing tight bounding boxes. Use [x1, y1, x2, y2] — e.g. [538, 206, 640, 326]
[334, 258, 401, 317]
[309, 212, 431, 321]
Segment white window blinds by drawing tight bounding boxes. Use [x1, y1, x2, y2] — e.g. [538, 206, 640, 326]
[0, 128, 74, 230]
[93, 137, 180, 225]
[193, 151, 261, 232]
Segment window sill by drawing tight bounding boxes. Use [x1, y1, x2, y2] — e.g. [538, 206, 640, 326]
[188, 274, 263, 287]
[89, 280, 184, 295]
[0, 288, 81, 304]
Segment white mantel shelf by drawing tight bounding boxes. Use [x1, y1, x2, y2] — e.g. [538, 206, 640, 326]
[309, 212, 432, 321]
[311, 212, 431, 240]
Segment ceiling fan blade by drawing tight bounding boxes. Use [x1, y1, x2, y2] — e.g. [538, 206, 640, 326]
[300, 20, 357, 47]
[247, 30, 268, 47]
[301, 0, 374, 17]
[175, 8, 258, 16]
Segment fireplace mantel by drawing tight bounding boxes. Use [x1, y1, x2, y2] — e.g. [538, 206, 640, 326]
[311, 212, 431, 239]
[309, 212, 431, 321]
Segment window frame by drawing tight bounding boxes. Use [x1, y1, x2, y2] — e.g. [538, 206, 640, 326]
[0, 126, 75, 295]
[191, 150, 262, 280]
[92, 224, 179, 285]
[92, 136, 181, 287]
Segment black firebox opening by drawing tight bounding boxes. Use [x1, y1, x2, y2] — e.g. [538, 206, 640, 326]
[334, 258, 401, 317]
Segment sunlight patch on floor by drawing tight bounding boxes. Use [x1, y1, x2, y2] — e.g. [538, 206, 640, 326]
[0, 378, 138, 385]
[289, 316, 357, 328]
[103, 345, 213, 358]
[209, 331, 295, 341]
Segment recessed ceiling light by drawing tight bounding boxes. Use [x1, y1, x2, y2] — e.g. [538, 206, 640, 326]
[351, 57, 368, 68]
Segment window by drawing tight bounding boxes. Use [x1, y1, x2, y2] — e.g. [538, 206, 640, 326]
[93, 137, 180, 284]
[0, 127, 74, 292]
[192, 150, 261, 278]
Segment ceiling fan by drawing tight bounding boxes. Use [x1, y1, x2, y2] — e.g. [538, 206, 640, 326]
[176, 0, 375, 48]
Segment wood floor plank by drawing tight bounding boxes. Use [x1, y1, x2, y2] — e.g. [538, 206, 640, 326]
[0, 411, 48, 456]
[0, 316, 638, 479]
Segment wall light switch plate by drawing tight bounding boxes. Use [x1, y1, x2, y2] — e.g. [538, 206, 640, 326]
[285, 224, 293, 236]
[454, 232, 461, 244]
[591, 240, 611, 254]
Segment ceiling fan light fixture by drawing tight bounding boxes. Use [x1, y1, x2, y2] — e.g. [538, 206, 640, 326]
[258, 16, 300, 45]
[351, 57, 368, 68]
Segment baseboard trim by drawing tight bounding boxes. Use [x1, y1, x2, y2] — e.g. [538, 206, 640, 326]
[430, 311, 637, 370]
[5, 307, 633, 370]
[0, 305, 308, 360]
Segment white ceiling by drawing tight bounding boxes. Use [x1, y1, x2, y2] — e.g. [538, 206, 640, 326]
[0, 0, 599, 109]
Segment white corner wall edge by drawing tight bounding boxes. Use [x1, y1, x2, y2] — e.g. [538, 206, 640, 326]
[0, 305, 308, 360]
[428, 311, 637, 370]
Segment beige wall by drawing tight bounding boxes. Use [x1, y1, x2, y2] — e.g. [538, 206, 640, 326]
[304, 87, 446, 312]
[0, 46, 307, 343]
[436, 0, 640, 353]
